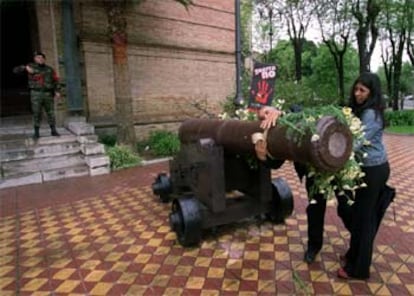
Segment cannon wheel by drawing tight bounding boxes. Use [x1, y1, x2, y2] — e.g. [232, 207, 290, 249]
[169, 196, 202, 247]
[152, 173, 172, 203]
[267, 177, 294, 223]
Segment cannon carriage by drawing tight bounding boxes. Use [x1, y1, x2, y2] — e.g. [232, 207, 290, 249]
[152, 117, 353, 246]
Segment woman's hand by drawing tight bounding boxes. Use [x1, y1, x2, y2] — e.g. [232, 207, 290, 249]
[255, 139, 268, 161]
[258, 106, 282, 129]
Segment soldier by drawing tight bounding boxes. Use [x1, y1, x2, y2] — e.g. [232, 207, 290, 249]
[14, 51, 61, 139]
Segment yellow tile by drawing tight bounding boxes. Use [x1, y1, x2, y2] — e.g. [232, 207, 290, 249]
[139, 231, 155, 239]
[275, 269, 291, 281]
[99, 243, 116, 252]
[21, 278, 48, 291]
[111, 261, 130, 272]
[200, 290, 220, 296]
[0, 255, 14, 265]
[21, 257, 44, 267]
[154, 246, 170, 255]
[221, 278, 240, 291]
[21, 247, 43, 257]
[69, 235, 87, 243]
[173, 265, 192, 276]
[49, 258, 71, 268]
[126, 285, 147, 296]
[21, 267, 45, 278]
[117, 272, 138, 284]
[54, 280, 81, 293]
[126, 245, 143, 254]
[244, 250, 259, 260]
[157, 226, 170, 233]
[52, 268, 76, 280]
[0, 277, 15, 289]
[226, 258, 242, 269]
[207, 267, 225, 278]
[274, 251, 290, 260]
[89, 282, 113, 295]
[310, 270, 329, 282]
[142, 263, 161, 274]
[186, 276, 205, 289]
[151, 274, 170, 287]
[163, 255, 180, 265]
[259, 243, 274, 252]
[164, 287, 184, 296]
[259, 259, 275, 270]
[84, 270, 106, 282]
[147, 238, 162, 247]
[134, 253, 151, 264]
[104, 252, 123, 262]
[241, 268, 258, 281]
[258, 280, 276, 292]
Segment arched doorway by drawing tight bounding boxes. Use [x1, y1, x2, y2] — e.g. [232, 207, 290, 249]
[1, 1, 38, 117]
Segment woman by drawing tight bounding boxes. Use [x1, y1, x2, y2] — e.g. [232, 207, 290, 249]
[256, 72, 390, 279]
[338, 72, 390, 279]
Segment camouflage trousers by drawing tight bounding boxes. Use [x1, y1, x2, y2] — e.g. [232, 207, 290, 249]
[30, 90, 56, 128]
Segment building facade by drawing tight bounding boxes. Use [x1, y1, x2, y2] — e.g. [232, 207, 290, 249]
[1, 0, 237, 139]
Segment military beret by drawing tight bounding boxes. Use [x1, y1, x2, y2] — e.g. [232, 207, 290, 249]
[33, 51, 46, 58]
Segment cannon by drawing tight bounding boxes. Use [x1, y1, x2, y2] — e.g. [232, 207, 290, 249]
[152, 116, 353, 246]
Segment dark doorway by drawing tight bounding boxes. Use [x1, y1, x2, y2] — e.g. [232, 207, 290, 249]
[1, 1, 37, 117]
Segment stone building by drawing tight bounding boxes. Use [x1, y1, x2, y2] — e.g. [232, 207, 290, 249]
[1, 0, 237, 139]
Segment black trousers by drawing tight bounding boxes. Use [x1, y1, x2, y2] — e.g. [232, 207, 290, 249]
[344, 162, 390, 279]
[305, 179, 352, 252]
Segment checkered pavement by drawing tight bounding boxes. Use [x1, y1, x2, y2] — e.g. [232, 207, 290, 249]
[1, 134, 413, 295]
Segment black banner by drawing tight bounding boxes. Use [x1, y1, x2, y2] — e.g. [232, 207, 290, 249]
[249, 62, 277, 109]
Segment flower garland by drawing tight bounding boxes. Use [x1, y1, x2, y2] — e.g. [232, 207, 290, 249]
[219, 102, 369, 202]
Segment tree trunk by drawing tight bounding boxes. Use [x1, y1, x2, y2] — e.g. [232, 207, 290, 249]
[293, 38, 303, 82]
[105, 1, 136, 147]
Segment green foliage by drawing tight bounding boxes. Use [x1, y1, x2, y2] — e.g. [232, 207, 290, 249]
[98, 134, 117, 147]
[385, 110, 414, 126]
[147, 130, 180, 157]
[385, 125, 414, 135]
[106, 145, 142, 170]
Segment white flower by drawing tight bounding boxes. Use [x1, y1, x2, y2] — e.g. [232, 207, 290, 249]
[311, 134, 320, 142]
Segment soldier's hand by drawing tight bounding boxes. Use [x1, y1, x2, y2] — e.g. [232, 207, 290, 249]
[25, 65, 34, 74]
[54, 92, 61, 100]
[13, 65, 26, 74]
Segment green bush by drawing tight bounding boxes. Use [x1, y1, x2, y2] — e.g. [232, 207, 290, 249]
[384, 110, 414, 126]
[147, 130, 180, 157]
[98, 134, 117, 147]
[105, 145, 142, 170]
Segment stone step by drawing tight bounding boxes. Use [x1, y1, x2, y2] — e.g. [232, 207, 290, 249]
[2, 154, 86, 177]
[0, 164, 90, 189]
[0, 172, 42, 190]
[42, 164, 90, 182]
[1, 137, 81, 162]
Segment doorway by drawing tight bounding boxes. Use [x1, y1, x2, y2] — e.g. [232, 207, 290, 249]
[1, 1, 38, 117]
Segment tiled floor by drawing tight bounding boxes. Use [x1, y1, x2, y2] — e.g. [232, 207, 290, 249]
[1, 134, 413, 295]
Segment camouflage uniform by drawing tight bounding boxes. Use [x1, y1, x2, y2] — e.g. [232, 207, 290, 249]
[27, 62, 60, 129]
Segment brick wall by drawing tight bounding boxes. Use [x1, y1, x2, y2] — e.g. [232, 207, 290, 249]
[79, 0, 236, 138]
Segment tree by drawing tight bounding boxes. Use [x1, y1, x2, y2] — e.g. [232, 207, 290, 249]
[380, 0, 410, 110]
[406, 0, 414, 65]
[104, 0, 192, 147]
[351, 0, 382, 73]
[315, 0, 353, 105]
[255, 0, 316, 82]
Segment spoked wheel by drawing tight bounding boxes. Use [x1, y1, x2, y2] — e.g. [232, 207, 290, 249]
[267, 177, 294, 223]
[152, 173, 172, 203]
[169, 196, 202, 247]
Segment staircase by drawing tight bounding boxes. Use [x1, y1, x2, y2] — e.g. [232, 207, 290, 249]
[0, 116, 110, 189]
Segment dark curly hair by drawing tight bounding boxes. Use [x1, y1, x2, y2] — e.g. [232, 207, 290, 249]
[349, 72, 385, 128]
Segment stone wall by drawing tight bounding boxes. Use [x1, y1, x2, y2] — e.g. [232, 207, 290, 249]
[78, 0, 236, 138]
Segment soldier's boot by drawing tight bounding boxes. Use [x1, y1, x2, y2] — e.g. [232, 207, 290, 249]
[50, 125, 60, 137]
[33, 127, 40, 140]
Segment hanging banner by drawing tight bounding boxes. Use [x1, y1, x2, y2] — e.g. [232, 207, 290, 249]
[249, 62, 277, 109]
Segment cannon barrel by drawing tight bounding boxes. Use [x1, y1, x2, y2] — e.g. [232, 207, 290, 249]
[178, 117, 353, 172]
